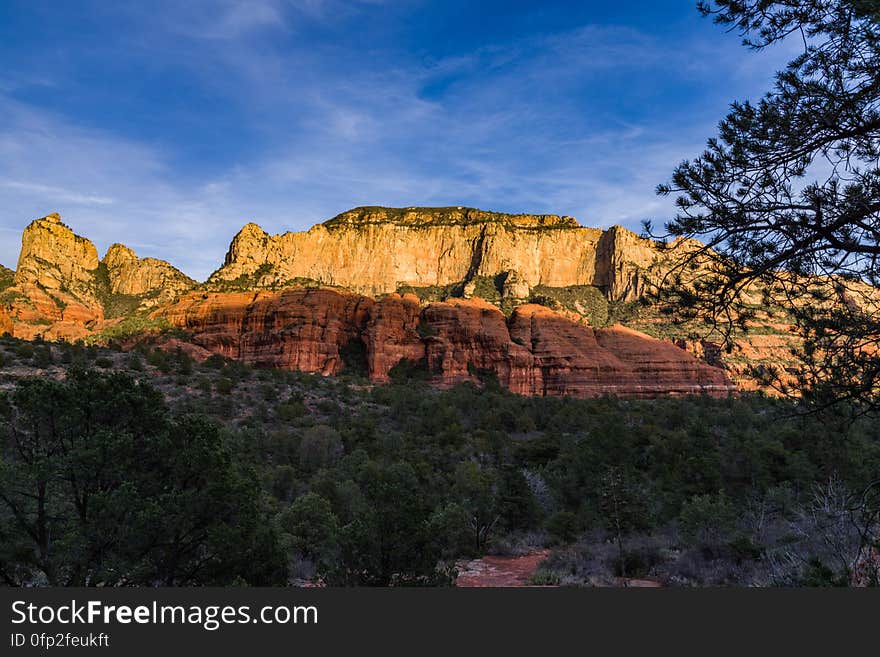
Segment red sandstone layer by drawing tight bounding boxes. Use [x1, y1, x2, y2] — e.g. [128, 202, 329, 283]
[156, 289, 735, 398]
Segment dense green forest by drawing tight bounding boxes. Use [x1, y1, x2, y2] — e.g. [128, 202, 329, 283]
[1, 334, 878, 586]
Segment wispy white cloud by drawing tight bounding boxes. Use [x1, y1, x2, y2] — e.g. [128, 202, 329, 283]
[163, 0, 286, 41]
[0, 5, 793, 279]
[0, 181, 114, 206]
[146, 0, 400, 42]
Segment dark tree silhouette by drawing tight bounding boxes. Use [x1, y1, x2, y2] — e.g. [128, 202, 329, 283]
[654, 0, 880, 412]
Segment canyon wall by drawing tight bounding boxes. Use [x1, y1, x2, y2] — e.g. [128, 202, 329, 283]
[0, 305, 12, 336]
[209, 207, 667, 301]
[156, 289, 735, 398]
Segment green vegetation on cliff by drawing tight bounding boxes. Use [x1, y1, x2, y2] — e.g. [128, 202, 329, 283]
[530, 285, 610, 326]
[323, 206, 581, 230]
[83, 315, 179, 345]
[205, 263, 328, 293]
[93, 262, 145, 318]
[0, 266, 13, 293]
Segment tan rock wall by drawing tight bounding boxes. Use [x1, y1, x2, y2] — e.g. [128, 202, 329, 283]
[103, 243, 194, 299]
[14, 213, 99, 295]
[210, 208, 666, 301]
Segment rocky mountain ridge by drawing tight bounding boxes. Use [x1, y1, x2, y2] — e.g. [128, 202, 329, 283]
[0, 207, 766, 397]
[3, 213, 193, 340]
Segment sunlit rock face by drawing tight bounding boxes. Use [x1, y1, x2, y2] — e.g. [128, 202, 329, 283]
[157, 288, 375, 375]
[14, 213, 99, 294]
[4, 213, 195, 339]
[103, 243, 195, 305]
[8, 213, 105, 339]
[208, 206, 669, 302]
[157, 289, 735, 398]
[0, 305, 13, 336]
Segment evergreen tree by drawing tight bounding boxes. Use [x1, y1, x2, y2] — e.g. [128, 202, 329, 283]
[656, 1, 880, 411]
[0, 370, 285, 586]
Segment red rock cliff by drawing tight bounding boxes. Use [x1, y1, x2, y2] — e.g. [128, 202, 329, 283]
[158, 289, 374, 375]
[157, 289, 735, 398]
[0, 306, 13, 336]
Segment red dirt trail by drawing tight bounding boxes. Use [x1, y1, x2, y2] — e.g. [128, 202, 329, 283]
[454, 549, 664, 587]
[455, 549, 552, 587]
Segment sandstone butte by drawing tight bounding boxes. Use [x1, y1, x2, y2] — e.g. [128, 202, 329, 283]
[0, 208, 745, 398]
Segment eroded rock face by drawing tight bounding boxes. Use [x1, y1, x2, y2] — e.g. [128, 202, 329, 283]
[103, 243, 195, 302]
[158, 289, 735, 398]
[4, 214, 197, 336]
[422, 297, 535, 389]
[503, 305, 733, 397]
[14, 213, 99, 294]
[501, 270, 531, 300]
[209, 207, 668, 301]
[594, 225, 661, 302]
[5, 283, 102, 341]
[0, 306, 13, 336]
[363, 293, 425, 382]
[7, 214, 105, 335]
[158, 288, 374, 375]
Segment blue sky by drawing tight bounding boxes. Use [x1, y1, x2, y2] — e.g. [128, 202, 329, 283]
[0, 0, 794, 280]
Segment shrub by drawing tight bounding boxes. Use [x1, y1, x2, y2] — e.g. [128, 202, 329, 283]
[298, 425, 344, 472]
[32, 345, 53, 368]
[797, 558, 849, 587]
[727, 535, 763, 564]
[678, 491, 737, 549]
[339, 338, 367, 376]
[546, 510, 579, 544]
[174, 349, 193, 375]
[278, 399, 308, 421]
[260, 383, 279, 402]
[270, 465, 298, 502]
[277, 493, 340, 571]
[216, 378, 235, 395]
[127, 353, 143, 371]
[529, 568, 562, 586]
[388, 358, 430, 383]
[220, 361, 250, 383]
[204, 353, 227, 369]
[610, 546, 663, 578]
[426, 502, 472, 558]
